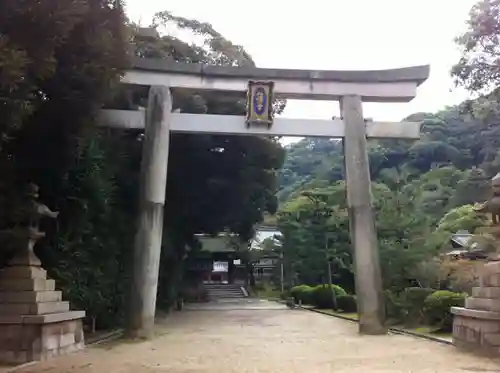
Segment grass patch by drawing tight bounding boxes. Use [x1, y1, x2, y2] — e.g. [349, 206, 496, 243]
[310, 309, 452, 341]
[404, 326, 452, 339]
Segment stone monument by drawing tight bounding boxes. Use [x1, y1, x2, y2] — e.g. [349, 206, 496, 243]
[452, 173, 500, 355]
[0, 184, 85, 364]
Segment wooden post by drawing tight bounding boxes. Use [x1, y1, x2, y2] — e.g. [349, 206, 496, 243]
[280, 252, 285, 294]
[341, 95, 387, 335]
[127, 85, 172, 339]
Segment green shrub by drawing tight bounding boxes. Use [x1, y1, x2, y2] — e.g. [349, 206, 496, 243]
[290, 285, 314, 304]
[279, 292, 289, 301]
[384, 289, 406, 324]
[423, 290, 466, 331]
[403, 287, 436, 326]
[337, 294, 357, 313]
[312, 284, 347, 309]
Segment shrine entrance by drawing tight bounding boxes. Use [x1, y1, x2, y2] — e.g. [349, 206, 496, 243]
[101, 53, 429, 339]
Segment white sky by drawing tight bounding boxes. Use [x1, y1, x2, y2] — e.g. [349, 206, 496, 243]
[126, 0, 477, 145]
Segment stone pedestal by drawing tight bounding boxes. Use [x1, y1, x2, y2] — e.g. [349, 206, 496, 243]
[0, 265, 85, 364]
[452, 261, 500, 355]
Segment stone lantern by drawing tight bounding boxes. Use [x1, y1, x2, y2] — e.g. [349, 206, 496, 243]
[0, 184, 86, 364]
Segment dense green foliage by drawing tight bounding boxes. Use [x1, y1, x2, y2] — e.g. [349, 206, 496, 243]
[0, 0, 130, 329]
[0, 7, 284, 330]
[336, 295, 357, 313]
[290, 285, 314, 304]
[423, 291, 466, 331]
[311, 284, 346, 309]
[275, 0, 500, 327]
[290, 284, 348, 310]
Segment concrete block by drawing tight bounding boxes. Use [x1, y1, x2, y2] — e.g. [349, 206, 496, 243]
[59, 333, 75, 348]
[481, 274, 500, 287]
[0, 301, 70, 316]
[472, 287, 500, 299]
[483, 332, 500, 346]
[36, 301, 70, 314]
[482, 261, 500, 276]
[0, 279, 55, 292]
[466, 297, 500, 311]
[452, 307, 500, 320]
[0, 290, 62, 303]
[21, 310, 86, 324]
[466, 327, 480, 343]
[0, 266, 47, 280]
[42, 335, 59, 351]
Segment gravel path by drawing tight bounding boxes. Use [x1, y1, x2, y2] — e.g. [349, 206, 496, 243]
[4, 300, 500, 373]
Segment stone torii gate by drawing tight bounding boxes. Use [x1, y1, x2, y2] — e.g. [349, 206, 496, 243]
[101, 57, 429, 339]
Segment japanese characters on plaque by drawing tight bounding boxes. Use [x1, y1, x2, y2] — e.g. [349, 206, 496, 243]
[246, 80, 274, 129]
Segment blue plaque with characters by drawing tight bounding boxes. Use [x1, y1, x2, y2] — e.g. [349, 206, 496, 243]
[246, 80, 275, 129]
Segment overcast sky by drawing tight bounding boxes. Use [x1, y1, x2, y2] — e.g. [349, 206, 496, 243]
[125, 0, 477, 144]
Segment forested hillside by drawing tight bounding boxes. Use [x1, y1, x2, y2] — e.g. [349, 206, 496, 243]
[275, 0, 500, 299]
[278, 105, 495, 209]
[275, 103, 498, 292]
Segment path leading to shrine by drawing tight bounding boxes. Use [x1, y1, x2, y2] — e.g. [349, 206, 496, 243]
[4, 299, 500, 373]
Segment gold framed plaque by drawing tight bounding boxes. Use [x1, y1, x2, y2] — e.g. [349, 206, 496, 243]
[246, 80, 275, 129]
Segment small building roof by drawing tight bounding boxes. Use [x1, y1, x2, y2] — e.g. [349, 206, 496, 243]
[450, 233, 472, 248]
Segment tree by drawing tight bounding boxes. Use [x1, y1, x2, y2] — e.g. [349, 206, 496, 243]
[452, 0, 500, 95]
[278, 174, 438, 294]
[277, 183, 352, 291]
[0, 6, 286, 328]
[0, 0, 130, 328]
[0, 0, 128, 165]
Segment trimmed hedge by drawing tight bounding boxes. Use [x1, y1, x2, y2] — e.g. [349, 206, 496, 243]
[291, 284, 349, 309]
[384, 288, 440, 326]
[311, 284, 347, 309]
[336, 294, 357, 312]
[384, 289, 405, 323]
[290, 285, 314, 305]
[403, 287, 436, 326]
[423, 290, 466, 332]
[289, 285, 463, 331]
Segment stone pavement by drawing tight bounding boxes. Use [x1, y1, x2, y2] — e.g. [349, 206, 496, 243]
[3, 299, 500, 373]
[182, 297, 287, 311]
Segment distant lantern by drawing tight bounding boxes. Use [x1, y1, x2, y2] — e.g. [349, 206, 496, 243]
[246, 80, 274, 129]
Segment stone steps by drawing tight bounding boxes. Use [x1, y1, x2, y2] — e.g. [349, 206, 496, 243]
[205, 284, 246, 299]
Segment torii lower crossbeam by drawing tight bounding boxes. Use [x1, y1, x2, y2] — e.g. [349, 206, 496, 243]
[99, 110, 421, 139]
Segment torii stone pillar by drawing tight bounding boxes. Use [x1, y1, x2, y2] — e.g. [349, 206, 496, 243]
[128, 85, 171, 339]
[341, 95, 386, 335]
